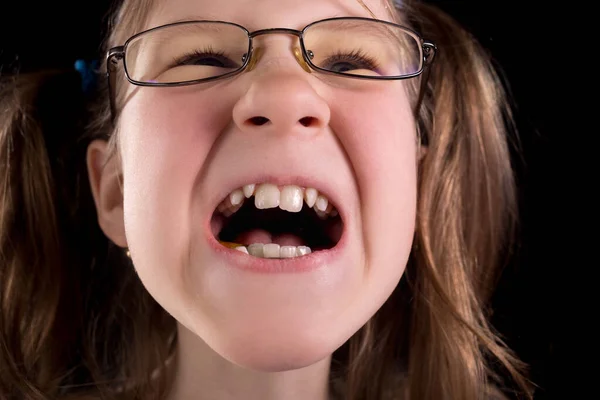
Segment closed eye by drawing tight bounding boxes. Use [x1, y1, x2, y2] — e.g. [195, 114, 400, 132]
[320, 49, 379, 73]
[171, 47, 240, 69]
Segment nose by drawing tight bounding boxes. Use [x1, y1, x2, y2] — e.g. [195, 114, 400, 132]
[232, 69, 331, 137]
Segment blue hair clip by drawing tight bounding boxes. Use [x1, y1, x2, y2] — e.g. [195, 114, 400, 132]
[74, 59, 99, 94]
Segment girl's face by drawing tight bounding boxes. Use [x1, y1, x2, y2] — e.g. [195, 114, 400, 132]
[116, 0, 417, 370]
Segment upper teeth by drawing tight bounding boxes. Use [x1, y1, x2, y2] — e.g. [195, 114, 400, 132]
[216, 183, 338, 219]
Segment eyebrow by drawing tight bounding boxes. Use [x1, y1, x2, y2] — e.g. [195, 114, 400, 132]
[156, 13, 354, 30]
[159, 14, 222, 24]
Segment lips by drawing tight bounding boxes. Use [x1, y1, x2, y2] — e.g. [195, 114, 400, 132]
[205, 175, 348, 271]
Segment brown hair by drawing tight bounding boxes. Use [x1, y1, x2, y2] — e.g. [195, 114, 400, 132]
[0, 0, 533, 399]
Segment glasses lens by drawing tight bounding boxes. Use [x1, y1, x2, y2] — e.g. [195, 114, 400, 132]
[124, 22, 250, 84]
[303, 19, 423, 78]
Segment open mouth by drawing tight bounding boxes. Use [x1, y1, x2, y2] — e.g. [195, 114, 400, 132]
[211, 183, 344, 259]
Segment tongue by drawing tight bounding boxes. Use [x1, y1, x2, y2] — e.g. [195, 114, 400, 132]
[235, 229, 307, 247]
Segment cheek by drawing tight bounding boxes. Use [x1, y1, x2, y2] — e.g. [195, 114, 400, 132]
[117, 87, 234, 295]
[330, 83, 417, 292]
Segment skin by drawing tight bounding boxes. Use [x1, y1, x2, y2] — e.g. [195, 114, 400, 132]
[87, 0, 418, 398]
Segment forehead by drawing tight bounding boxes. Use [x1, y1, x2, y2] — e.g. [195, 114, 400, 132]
[148, 0, 393, 30]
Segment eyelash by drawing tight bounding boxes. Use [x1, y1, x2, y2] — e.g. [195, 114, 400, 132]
[171, 46, 232, 68]
[324, 49, 379, 71]
[169, 47, 380, 72]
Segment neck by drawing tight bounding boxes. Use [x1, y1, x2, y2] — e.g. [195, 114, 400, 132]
[166, 324, 333, 400]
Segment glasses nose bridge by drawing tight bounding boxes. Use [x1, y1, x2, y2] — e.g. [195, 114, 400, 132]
[249, 27, 303, 40]
[247, 28, 308, 72]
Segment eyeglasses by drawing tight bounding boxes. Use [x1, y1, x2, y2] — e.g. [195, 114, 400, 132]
[106, 17, 437, 121]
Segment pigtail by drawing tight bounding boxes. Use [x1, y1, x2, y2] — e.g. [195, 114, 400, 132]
[407, 2, 532, 399]
[0, 70, 129, 399]
[0, 71, 86, 398]
[0, 69, 176, 400]
[336, 2, 534, 399]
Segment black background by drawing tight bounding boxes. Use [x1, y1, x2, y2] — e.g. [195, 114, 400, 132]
[0, 1, 578, 399]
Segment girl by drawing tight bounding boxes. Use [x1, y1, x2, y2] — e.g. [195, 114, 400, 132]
[0, 0, 534, 399]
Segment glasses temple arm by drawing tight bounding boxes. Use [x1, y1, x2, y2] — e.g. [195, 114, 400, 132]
[414, 41, 437, 139]
[106, 46, 125, 125]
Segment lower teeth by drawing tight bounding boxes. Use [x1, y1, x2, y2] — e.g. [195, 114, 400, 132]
[220, 241, 312, 259]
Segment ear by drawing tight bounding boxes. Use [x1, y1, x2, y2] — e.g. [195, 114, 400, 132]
[86, 139, 128, 247]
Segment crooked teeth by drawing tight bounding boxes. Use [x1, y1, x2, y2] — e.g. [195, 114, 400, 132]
[304, 188, 318, 208]
[241, 243, 312, 259]
[315, 194, 328, 212]
[243, 184, 255, 198]
[255, 184, 280, 209]
[216, 183, 339, 218]
[229, 189, 244, 206]
[280, 185, 303, 212]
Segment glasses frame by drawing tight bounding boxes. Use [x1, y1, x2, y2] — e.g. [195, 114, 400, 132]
[106, 17, 437, 121]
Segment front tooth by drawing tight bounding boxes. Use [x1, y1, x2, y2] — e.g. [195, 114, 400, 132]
[280, 246, 297, 258]
[245, 244, 313, 258]
[315, 195, 329, 212]
[255, 184, 280, 209]
[304, 188, 318, 208]
[263, 243, 280, 258]
[243, 184, 256, 198]
[280, 185, 303, 212]
[229, 189, 244, 206]
[248, 244, 264, 257]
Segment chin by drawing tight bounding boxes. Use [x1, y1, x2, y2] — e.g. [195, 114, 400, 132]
[225, 349, 333, 373]
[210, 326, 339, 372]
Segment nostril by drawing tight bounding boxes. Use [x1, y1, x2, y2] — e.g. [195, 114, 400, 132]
[299, 117, 317, 127]
[248, 116, 270, 126]
[243, 116, 321, 128]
